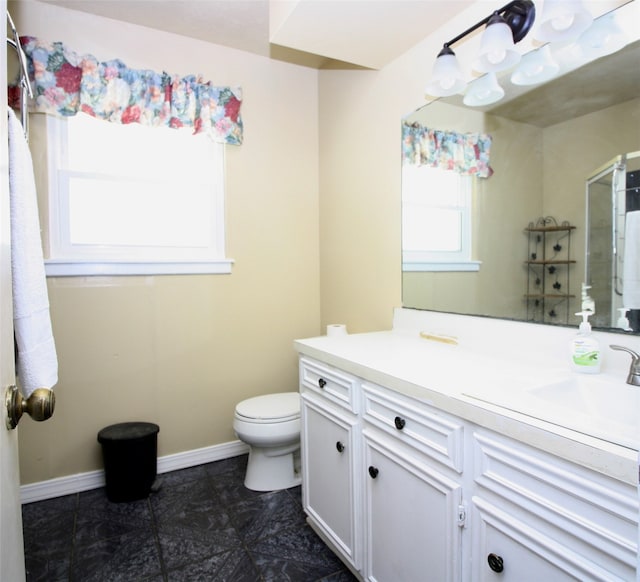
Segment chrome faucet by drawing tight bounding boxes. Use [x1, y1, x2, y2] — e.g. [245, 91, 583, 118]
[609, 345, 640, 386]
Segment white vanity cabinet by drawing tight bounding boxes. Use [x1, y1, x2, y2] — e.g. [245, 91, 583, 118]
[299, 357, 362, 571]
[470, 429, 638, 582]
[362, 382, 465, 582]
[298, 355, 638, 582]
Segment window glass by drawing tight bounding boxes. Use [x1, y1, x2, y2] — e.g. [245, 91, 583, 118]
[44, 114, 231, 276]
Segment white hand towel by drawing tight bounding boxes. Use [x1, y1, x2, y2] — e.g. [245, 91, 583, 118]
[8, 108, 58, 397]
[623, 210, 640, 309]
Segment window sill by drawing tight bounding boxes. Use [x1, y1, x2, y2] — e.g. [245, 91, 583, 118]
[44, 259, 235, 277]
[402, 260, 481, 272]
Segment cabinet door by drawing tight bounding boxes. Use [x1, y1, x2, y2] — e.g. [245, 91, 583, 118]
[301, 395, 360, 570]
[363, 429, 462, 582]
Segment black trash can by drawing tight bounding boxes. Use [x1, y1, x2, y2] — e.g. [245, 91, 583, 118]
[97, 422, 160, 503]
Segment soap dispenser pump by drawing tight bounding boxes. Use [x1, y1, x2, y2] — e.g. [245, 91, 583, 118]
[570, 311, 601, 374]
[581, 283, 595, 315]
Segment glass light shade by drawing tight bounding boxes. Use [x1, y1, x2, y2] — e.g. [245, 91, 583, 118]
[511, 45, 560, 85]
[576, 13, 628, 59]
[535, 0, 593, 43]
[425, 49, 466, 97]
[473, 14, 521, 73]
[463, 73, 505, 107]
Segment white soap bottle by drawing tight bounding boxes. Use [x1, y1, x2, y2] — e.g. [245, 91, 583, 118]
[617, 308, 632, 331]
[569, 311, 601, 374]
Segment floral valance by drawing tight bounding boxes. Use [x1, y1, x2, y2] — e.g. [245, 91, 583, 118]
[402, 122, 492, 178]
[8, 37, 243, 145]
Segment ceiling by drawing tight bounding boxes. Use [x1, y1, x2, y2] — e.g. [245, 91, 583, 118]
[39, 0, 473, 69]
[36, 0, 639, 125]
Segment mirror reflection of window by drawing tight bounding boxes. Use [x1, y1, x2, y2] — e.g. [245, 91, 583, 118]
[402, 165, 479, 272]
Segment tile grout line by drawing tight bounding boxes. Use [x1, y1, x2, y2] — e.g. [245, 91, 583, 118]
[147, 495, 169, 582]
[67, 492, 80, 582]
[215, 474, 266, 581]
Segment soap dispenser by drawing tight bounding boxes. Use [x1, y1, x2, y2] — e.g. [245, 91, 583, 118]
[570, 311, 601, 374]
[617, 308, 632, 331]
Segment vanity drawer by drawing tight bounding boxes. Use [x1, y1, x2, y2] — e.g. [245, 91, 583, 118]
[300, 357, 359, 413]
[473, 429, 638, 579]
[362, 382, 464, 473]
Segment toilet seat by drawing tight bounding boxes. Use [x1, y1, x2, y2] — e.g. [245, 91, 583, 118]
[235, 392, 300, 424]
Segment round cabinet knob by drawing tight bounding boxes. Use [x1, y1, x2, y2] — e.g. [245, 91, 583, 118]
[487, 553, 504, 573]
[394, 416, 406, 430]
[368, 466, 379, 479]
[336, 441, 345, 453]
[318, 378, 327, 389]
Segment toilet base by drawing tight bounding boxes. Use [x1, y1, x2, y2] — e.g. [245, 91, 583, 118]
[244, 445, 301, 492]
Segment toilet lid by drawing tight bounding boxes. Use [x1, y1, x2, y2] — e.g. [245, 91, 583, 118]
[236, 392, 300, 421]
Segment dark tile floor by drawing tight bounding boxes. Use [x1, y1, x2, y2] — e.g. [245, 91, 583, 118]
[22, 454, 358, 582]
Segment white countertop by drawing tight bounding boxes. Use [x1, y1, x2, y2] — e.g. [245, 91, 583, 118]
[295, 320, 639, 485]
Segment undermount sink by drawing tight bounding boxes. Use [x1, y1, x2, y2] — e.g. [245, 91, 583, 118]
[528, 376, 640, 431]
[463, 373, 640, 450]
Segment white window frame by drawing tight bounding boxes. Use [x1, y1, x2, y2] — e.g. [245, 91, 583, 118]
[43, 115, 233, 277]
[402, 165, 481, 272]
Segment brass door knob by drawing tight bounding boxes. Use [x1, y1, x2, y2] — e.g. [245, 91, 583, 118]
[5, 385, 55, 429]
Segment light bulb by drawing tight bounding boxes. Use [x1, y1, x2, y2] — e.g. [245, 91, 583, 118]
[440, 77, 456, 91]
[510, 45, 559, 86]
[463, 73, 504, 107]
[425, 46, 466, 97]
[487, 50, 507, 65]
[535, 0, 593, 43]
[551, 13, 575, 32]
[473, 13, 521, 73]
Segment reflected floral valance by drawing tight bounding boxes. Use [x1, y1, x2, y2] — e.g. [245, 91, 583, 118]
[402, 122, 492, 178]
[8, 37, 243, 145]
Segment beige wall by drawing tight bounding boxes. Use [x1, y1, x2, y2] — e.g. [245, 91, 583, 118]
[316, 2, 509, 332]
[12, 1, 321, 484]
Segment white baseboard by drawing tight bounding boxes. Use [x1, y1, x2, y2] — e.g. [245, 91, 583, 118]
[20, 440, 250, 505]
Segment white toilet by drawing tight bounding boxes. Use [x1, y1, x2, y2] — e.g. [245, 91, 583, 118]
[233, 392, 301, 491]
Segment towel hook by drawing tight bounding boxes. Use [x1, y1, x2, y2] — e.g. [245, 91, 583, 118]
[6, 10, 33, 141]
[5, 386, 55, 429]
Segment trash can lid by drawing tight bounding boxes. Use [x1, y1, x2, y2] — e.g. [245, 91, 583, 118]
[98, 422, 159, 443]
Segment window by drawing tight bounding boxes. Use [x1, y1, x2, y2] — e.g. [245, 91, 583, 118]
[44, 113, 232, 276]
[402, 165, 480, 272]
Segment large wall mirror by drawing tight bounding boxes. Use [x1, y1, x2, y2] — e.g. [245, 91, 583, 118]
[402, 1, 640, 334]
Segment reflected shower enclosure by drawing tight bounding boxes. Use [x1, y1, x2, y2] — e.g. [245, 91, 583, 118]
[585, 151, 640, 332]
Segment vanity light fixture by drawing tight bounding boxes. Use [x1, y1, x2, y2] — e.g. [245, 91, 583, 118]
[425, 46, 466, 97]
[535, 0, 593, 43]
[574, 11, 628, 60]
[425, 0, 536, 98]
[473, 12, 522, 73]
[463, 72, 505, 106]
[510, 44, 560, 85]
